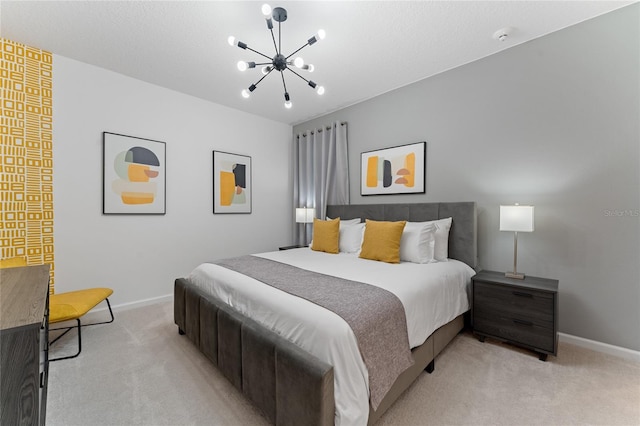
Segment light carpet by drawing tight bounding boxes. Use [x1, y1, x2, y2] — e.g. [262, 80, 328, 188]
[47, 301, 640, 426]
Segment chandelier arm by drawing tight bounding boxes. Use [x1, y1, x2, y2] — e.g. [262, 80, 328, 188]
[245, 46, 273, 61]
[278, 21, 282, 54]
[250, 70, 273, 89]
[285, 42, 311, 60]
[280, 71, 289, 93]
[287, 67, 311, 84]
[269, 28, 278, 55]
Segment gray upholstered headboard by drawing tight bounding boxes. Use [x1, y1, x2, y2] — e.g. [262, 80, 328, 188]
[326, 202, 477, 269]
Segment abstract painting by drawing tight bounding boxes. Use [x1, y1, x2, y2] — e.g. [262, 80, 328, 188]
[103, 132, 166, 214]
[361, 141, 426, 195]
[213, 150, 252, 214]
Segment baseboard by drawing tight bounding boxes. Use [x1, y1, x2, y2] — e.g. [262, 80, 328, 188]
[115, 293, 173, 311]
[559, 332, 640, 362]
[88, 293, 173, 315]
[49, 294, 174, 328]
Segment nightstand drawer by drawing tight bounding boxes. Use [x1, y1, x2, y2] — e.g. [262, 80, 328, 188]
[473, 316, 555, 353]
[474, 281, 554, 325]
[474, 306, 553, 331]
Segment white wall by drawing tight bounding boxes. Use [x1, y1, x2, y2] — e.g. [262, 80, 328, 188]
[294, 5, 640, 351]
[53, 56, 293, 306]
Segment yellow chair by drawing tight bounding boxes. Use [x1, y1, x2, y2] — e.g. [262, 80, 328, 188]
[0, 257, 114, 361]
[48, 287, 114, 361]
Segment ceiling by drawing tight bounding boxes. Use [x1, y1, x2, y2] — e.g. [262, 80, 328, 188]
[1, 1, 634, 126]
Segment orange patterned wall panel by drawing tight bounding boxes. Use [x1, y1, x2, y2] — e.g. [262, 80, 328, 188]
[0, 38, 55, 292]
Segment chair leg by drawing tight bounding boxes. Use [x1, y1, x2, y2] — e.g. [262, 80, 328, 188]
[49, 318, 82, 362]
[82, 298, 115, 327]
[48, 298, 114, 361]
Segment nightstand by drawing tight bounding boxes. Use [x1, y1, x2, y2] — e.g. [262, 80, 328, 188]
[279, 245, 307, 250]
[471, 270, 558, 361]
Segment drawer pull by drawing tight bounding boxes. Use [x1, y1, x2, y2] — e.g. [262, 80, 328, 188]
[513, 318, 533, 327]
[512, 291, 533, 298]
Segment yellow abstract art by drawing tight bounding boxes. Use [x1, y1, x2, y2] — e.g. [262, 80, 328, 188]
[0, 38, 55, 291]
[360, 142, 426, 195]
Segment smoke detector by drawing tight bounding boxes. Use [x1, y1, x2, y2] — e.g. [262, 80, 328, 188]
[493, 27, 513, 42]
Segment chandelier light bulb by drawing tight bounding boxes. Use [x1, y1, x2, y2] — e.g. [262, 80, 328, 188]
[241, 89, 251, 98]
[237, 61, 248, 71]
[261, 66, 272, 75]
[261, 4, 272, 17]
[293, 57, 304, 68]
[316, 86, 325, 95]
[284, 100, 292, 109]
[307, 64, 314, 72]
[228, 36, 236, 46]
[308, 29, 326, 46]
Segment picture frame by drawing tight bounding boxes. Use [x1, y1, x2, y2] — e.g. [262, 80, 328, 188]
[102, 132, 166, 215]
[361, 141, 426, 195]
[213, 150, 252, 214]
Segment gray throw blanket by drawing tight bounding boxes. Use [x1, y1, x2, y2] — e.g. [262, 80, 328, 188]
[213, 255, 414, 410]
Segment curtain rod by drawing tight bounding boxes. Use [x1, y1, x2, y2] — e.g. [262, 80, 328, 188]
[297, 122, 347, 138]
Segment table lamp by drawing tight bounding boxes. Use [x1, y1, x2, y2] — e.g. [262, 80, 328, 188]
[500, 204, 534, 279]
[296, 207, 315, 246]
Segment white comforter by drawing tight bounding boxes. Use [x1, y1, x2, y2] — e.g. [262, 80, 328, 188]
[187, 248, 474, 426]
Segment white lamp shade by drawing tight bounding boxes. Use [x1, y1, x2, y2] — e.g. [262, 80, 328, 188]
[295, 207, 315, 223]
[500, 205, 534, 232]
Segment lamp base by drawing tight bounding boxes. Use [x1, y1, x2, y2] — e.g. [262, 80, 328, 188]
[505, 271, 525, 280]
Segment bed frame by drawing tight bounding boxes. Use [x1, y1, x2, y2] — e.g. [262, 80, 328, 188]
[174, 202, 477, 425]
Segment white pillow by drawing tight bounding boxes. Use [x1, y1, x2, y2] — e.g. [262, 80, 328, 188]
[310, 218, 362, 248]
[327, 217, 361, 226]
[400, 222, 437, 263]
[430, 217, 452, 261]
[339, 222, 365, 253]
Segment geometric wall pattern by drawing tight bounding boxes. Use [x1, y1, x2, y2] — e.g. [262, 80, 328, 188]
[0, 38, 55, 292]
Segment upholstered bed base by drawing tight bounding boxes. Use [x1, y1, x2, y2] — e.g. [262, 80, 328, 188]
[174, 278, 335, 425]
[174, 279, 464, 426]
[174, 202, 476, 425]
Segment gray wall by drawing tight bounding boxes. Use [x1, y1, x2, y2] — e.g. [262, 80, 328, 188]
[293, 5, 640, 351]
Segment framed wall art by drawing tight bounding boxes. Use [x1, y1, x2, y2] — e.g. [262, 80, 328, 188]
[213, 150, 252, 214]
[103, 132, 166, 215]
[360, 141, 426, 195]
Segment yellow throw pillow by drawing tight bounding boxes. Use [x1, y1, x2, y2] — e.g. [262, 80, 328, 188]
[311, 217, 340, 254]
[359, 220, 407, 263]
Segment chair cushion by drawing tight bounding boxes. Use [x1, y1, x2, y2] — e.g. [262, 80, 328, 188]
[0, 257, 27, 268]
[49, 288, 113, 323]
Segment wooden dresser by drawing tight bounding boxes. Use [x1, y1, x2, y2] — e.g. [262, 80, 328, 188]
[1, 264, 51, 425]
[471, 269, 558, 361]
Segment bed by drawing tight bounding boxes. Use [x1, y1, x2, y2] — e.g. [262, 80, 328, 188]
[174, 202, 477, 425]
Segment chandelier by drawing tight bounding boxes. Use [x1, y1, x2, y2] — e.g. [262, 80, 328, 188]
[228, 4, 325, 109]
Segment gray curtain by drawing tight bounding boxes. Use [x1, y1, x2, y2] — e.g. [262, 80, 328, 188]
[293, 121, 349, 245]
